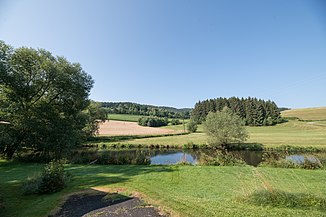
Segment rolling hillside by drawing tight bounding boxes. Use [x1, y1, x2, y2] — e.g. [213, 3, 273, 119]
[281, 107, 326, 120]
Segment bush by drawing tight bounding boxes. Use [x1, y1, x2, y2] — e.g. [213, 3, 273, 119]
[187, 119, 197, 133]
[22, 160, 69, 195]
[138, 116, 168, 127]
[170, 119, 181, 125]
[260, 152, 324, 169]
[203, 108, 248, 147]
[22, 176, 41, 195]
[226, 143, 264, 151]
[198, 151, 245, 166]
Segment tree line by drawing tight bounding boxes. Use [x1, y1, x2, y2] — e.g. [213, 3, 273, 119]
[138, 116, 169, 127]
[101, 102, 191, 119]
[191, 97, 283, 126]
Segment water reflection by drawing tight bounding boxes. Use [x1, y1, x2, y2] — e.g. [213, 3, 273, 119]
[72, 148, 325, 167]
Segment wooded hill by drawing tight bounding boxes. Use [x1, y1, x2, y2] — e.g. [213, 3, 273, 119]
[192, 97, 283, 126]
[101, 102, 191, 119]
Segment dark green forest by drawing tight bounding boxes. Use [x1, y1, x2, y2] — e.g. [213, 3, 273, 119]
[192, 97, 283, 126]
[101, 102, 191, 119]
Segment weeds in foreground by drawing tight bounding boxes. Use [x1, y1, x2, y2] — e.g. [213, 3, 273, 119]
[243, 190, 326, 210]
[22, 160, 70, 195]
[198, 151, 245, 166]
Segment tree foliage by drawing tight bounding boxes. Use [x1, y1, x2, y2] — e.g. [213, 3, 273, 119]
[0, 41, 94, 159]
[187, 119, 198, 133]
[82, 101, 107, 138]
[203, 109, 248, 147]
[192, 97, 282, 126]
[138, 116, 169, 127]
[102, 102, 191, 119]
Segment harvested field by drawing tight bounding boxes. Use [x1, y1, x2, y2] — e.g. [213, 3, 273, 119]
[281, 107, 326, 120]
[99, 120, 181, 135]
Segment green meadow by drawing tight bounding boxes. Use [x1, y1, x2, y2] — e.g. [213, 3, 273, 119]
[2, 111, 326, 217]
[102, 119, 326, 148]
[1, 161, 326, 217]
[107, 114, 145, 122]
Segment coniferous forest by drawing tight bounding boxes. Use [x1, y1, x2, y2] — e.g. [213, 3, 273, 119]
[191, 97, 283, 126]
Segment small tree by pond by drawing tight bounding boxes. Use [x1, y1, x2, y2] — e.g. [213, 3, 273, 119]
[187, 119, 198, 133]
[203, 108, 248, 148]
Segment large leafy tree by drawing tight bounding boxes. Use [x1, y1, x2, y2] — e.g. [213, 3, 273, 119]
[0, 41, 94, 159]
[203, 108, 248, 147]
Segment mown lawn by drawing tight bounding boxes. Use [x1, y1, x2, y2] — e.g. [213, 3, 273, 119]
[1, 161, 326, 217]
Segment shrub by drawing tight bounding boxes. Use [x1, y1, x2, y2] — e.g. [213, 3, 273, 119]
[203, 108, 248, 147]
[187, 119, 197, 133]
[170, 119, 181, 125]
[183, 142, 199, 149]
[22, 176, 41, 195]
[198, 151, 245, 166]
[22, 160, 69, 195]
[138, 116, 168, 127]
[260, 152, 323, 169]
[38, 161, 69, 194]
[225, 143, 263, 151]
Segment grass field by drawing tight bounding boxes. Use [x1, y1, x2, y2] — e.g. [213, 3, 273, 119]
[107, 114, 145, 122]
[281, 107, 326, 120]
[101, 120, 326, 147]
[1, 161, 326, 217]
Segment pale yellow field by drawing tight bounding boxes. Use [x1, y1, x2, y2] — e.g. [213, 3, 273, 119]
[281, 107, 326, 120]
[98, 120, 182, 135]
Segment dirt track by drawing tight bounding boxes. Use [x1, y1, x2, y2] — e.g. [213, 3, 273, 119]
[98, 120, 180, 136]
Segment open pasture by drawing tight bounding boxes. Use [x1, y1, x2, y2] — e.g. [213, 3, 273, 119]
[103, 120, 326, 148]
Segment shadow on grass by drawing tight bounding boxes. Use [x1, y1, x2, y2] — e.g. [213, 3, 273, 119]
[50, 189, 131, 217]
[0, 162, 174, 217]
[68, 165, 174, 190]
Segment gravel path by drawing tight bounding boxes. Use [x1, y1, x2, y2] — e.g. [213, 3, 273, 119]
[51, 190, 167, 217]
[83, 198, 166, 217]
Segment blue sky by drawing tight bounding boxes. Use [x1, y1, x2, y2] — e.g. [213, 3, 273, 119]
[0, 0, 325, 108]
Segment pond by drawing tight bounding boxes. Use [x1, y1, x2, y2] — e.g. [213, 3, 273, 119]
[149, 149, 263, 166]
[70, 147, 326, 167]
[71, 148, 267, 166]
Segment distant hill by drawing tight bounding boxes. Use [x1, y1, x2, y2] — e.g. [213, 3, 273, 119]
[100, 102, 191, 119]
[281, 107, 326, 121]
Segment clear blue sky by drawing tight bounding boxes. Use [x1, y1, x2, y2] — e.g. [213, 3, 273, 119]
[1, 0, 325, 108]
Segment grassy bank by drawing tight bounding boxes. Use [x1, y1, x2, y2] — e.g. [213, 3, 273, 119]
[0, 161, 325, 217]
